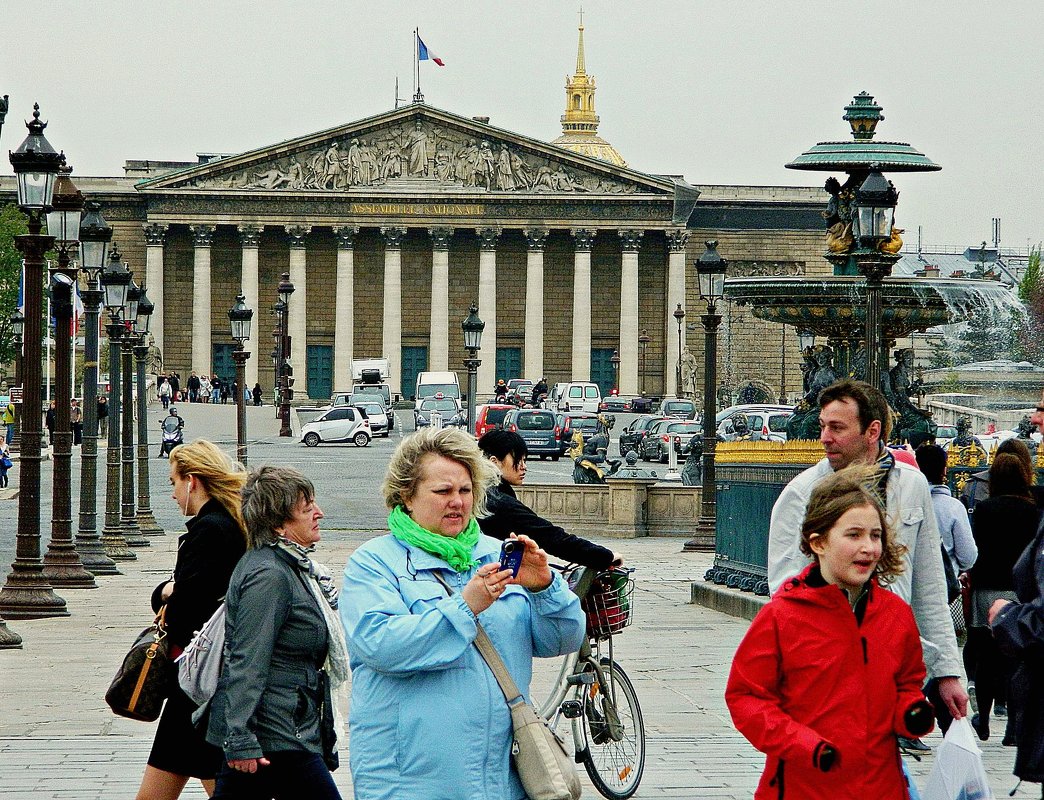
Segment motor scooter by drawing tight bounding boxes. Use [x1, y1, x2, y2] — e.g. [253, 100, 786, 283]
[158, 415, 184, 458]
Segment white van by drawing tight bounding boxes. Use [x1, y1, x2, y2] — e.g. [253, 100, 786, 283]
[415, 371, 461, 409]
[556, 382, 602, 414]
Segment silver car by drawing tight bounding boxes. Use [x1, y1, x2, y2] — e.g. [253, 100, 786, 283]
[300, 406, 371, 447]
[353, 401, 391, 437]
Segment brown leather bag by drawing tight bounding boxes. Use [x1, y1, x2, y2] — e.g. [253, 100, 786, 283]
[105, 606, 171, 722]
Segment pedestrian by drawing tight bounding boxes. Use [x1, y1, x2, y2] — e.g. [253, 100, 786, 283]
[169, 371, 181, 403]
[136, 440, 247, 800]
[219, 380, 229, 405]
[210, 375, 221, 404]
[159, 379, 172, 409]
[767, 379, 968, 745]
[199, 375, 211, 404]
[252, 383, 262, 407]
[187, 372, 200, 403]
[728, 464, 934, 800]
[340, 427, 585, 800]
[97, 396, 109, 438]
[2, 399, 15, 445]
[45, 401, 56, 446]
[71, 398, 83, 446]
[0, 440, 12, 488]
[206, 466, 345, 799]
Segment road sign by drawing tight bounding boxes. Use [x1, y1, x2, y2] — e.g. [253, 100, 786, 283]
[9, 386, 22, 404]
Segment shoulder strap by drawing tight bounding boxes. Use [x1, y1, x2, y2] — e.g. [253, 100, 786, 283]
[431, 572, 525, 706]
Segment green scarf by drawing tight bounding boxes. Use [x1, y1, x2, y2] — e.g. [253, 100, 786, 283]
[388, 505, 480, 573]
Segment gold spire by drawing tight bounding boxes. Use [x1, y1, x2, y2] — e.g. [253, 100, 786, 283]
[551, 12, 627, 167]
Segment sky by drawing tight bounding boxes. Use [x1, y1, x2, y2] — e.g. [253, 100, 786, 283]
[2, 0, 1042, 252]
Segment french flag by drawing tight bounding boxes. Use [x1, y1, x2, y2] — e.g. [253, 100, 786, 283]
[418, 34, 445, 67]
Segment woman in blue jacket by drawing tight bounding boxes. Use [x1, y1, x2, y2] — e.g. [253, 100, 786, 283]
[340, 427, 586, 800]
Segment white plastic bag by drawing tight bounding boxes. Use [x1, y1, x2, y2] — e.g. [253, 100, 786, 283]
[176, 601, 226, 707]
[920, 717, 994, 800]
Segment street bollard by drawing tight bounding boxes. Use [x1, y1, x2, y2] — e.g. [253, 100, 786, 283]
[666, 435, 681, 479]
[431, 411, 443, 430]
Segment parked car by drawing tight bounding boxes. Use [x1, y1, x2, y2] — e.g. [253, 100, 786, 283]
[415, 396, 466, 428]
[555, 412, 601, 456]
[641, 419, 703, 462]
[300, 406, 371, 448]
[716, 404, 793, 441]
[618, 415, 669, 457]
[474, 403, 514, 438]
[353, 400, 391, 437]
[599, 394, 653, 413]
[657, 398, 698, 420]
[502, 408, 561, 459]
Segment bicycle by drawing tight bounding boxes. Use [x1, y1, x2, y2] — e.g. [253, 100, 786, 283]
[539, 566, 646, 799]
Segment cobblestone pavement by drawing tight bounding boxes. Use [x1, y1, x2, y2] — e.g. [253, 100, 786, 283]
[0, 404, 1037, 798]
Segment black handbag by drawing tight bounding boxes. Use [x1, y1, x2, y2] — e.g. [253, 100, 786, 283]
[105, 606, 171, 722]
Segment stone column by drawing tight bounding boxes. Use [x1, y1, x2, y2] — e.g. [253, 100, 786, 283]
[286, 225, 311, 399]
[618, 230, 643, 395]
[666, 230, 689, 397]
[477, 228, 500, 395]
[238, 225, 262, 390]
[190, 225, 215, 375]
[333, 226, 358, 390]
[381, 227, 406, 398]
[570, 229, 594, 381]
[143, 223, 167, 359]
[524, 229, 548, 381]
[428, 227, 452, 371]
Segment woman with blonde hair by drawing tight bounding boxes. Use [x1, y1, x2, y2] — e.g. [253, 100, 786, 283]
[136, 440, 247, 800]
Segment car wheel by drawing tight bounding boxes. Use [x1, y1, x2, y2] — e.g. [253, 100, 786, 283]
[303, 432, 320, 447]
[660, 448, 668, 464]
[353, 432, 370, 447]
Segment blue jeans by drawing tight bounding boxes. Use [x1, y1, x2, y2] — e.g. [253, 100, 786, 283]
[211, 751, 341, 800]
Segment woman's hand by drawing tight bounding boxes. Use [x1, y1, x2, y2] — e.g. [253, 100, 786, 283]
[510, 534, 553, 592]
[461, 562, 514, 616]
[228, 757, 270, 773]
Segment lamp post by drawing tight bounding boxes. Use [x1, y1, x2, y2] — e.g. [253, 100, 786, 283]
[0, 104, 69, 619]
[133, 286, 162, 535]
[673, 303, 685, 397]
[9, 310, 23, 450]
[461, 304, 484, 435]
[74, 202, 118, 574]
[228, 293, 253, 463]
[41, 162, 96, 588]
[610, 349, 621, 394]
[638, 329, 650, 397]
[685, 241, 727, 552]
[120, 282, 144, 546]
[277, 273, 295, 437]
[100, 247, 134, 561]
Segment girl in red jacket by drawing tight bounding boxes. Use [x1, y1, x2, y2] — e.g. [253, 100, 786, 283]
[726, 465, 934, 800]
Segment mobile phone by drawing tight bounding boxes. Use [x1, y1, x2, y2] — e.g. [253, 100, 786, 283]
[499, 540, 524, 577]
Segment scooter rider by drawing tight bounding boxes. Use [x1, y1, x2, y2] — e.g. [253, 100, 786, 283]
[158, 407, 185, 458]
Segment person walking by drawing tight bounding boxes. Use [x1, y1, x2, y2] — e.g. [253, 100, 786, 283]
[199, 375, 211, 404]
[2, 399, 15, 445]
[159, 379, 172, 409]
[71, 399, 83, 446]
[97, 396, 109, 438]
[169, 371, 181, 403]
[187, 372, 200, 403]
[210, 376, 221, 404]
[219, 380, 229, 405]
[45, 401, 56, 447]
[252, 383, 262, 407]
[0, 440, 12, 488]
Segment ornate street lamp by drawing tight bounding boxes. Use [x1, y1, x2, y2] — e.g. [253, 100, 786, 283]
[74, 201, 118, 573]
[133, 285, 162, 536]
[638, 329, 651, 397]
[797, 329, 816, 353]
[228, 293, 254, 464]
[610, 349, 621, 394]
[100, 247, 134, 562]
[461, 303, 484, 435]
[276, 273, 295, 437]
[673, 304, 685, 398]
[41, 164, 96, 589]
[685, 240, 727, 552]
[0, 104, 69, 620]
[120, 282, 144, 546]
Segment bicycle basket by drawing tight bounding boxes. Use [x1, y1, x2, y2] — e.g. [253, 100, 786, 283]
[582, 570, 634, 639]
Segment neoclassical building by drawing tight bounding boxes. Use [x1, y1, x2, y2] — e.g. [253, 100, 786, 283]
[2, 26, 828, 403]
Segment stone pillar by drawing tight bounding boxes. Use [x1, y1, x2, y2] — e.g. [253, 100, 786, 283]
[143, 223, 167, 359]
[238, 225, 262, 390]
[570, 229, 594, 381]
[286, 225, 311, 399]
[618, 230, 643, 395]
[190, 225, 215, 375]
[477, 228, 500, 395]
[666, 229, 689, 397]
[381, 227, 406, 398]
[333, 226, 358, 390]
[428, 227, 452, 371]
[524, 229, 548, 381]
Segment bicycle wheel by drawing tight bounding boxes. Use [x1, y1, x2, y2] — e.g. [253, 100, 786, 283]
[578, 658, 645, 799]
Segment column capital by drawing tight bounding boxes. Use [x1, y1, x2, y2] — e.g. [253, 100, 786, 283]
[666, 229, 690, 252]
[142, 222, 168, 246]
[237, 224, 262, 248]
[190, 224, 215, 248]
[571, 228, 595, 251]
[525, 228, 549, 251]
[380, 226, 407, 249]
[429, 227, 453, 250]
[333, 225, 360, 250]
[285, 225, 312, 248]
[619, 229, 644, 252]
[477, 227, 501, 251]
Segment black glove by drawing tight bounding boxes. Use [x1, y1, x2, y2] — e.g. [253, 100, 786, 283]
[812, 741, 838, 772]
[904, 699, 935, 736]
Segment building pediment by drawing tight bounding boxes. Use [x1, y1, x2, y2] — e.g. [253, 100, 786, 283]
[135, 105, 673, 197]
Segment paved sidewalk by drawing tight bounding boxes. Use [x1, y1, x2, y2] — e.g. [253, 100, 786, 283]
[0, 532, 1035, 799]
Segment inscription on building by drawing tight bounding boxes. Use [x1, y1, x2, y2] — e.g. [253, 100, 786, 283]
[350, 202, 486, 216]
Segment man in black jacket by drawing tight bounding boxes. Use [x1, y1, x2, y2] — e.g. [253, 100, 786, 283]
[478, 429, 623, 569]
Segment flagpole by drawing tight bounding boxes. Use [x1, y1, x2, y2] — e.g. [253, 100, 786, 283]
[415, 28, 421, 103]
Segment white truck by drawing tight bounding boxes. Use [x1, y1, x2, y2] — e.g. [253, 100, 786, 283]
[415, 371, 461, 411]
[349, 358, 392, 409]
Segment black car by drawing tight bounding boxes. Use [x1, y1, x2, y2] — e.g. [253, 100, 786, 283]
[598, 394, 655, 413]
[641, 419, 702, 462]
[617, 415, 669, 458]
[415, 397, 466, 428]
[556, 412, 601, 456]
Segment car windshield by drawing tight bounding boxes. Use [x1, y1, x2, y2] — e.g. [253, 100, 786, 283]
[517, 412, 555, 430]
[664, 401, 693, 412]
[570, 417, 599, 431]
[357, 403, 384, 415]
[422, 399, 458, 412]
[484, 407, 510, 425]
[667, 422, 702, 434]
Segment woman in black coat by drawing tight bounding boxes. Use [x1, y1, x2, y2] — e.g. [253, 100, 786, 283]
[136, 440, 247, 800]
[968, 452, 1040, 743]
